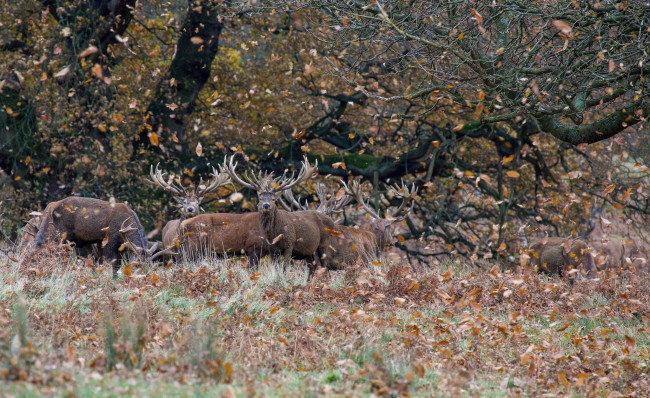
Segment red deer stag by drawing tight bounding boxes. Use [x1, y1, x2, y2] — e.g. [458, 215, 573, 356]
[318, 180, 417, 269]
[19, 212, 43, 249]
[34, 197, 148, 275]
[149, 163, 232, 251]
[527, 237, 597, 280]
[224, 156, 337, 275]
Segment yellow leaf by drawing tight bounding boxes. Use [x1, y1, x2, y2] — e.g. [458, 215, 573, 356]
[371, 260, 382, 267]
[501, 155, 514, 164]
[123, 264, 132, 276]
[495, 47, 505, 55]
[149, 133, 159, 146]
[25, 156, 30, 165]
[558, 372, 569, 388]
[332, 162, 346, 169]
[351, 244, 358, 251]
[324, 228, 343, 237]
[292, 130, 306, 139]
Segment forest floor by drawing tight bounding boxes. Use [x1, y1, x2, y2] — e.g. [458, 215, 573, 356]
[0, 244, 648, 397]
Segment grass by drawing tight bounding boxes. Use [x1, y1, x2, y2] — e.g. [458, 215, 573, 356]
[0, 243, 649, 396]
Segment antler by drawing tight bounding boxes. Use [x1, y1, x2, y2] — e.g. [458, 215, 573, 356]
[281, 189, 309, 211]
[119, 217, 146, 257]
[340, 179, 383, 220]
[387, 180, 418, 221]
[149, 163, 186, 196]
[195, 165, 232, 197]
[225, 155, 317, 194]
[272, 156, 318, 193]
[224, 155, 265, 191]
[315, 184, 352, 215]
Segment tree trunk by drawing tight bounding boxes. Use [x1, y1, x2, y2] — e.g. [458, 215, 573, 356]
[136, 0, 228, 155]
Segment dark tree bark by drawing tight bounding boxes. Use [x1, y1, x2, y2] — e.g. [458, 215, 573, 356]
[136, 0, 228, 154]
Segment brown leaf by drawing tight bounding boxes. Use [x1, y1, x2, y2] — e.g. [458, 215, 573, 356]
[506, 170, 520, 178]
[324, 228, 343, 237]
[271, 234, 284, 244]
[602, 184, 616, 195]
[470, 8, 483, 25]
[78, 46, 98, 58]
[552, 20, 572, 34]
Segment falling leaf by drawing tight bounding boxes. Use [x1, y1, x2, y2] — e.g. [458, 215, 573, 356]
[149, 133, 159, 146]
[324, 228, 343, 236]
[506, 171, 520, 178]
[190, 36, 204, 45]
[292, 129, 306, 139]
[332, 162, 346, 169]
[558, 372, 569, 388]
[54, 65, 71, 78]
[91, 64, 103, 78]
[470, 8, 483, 25]
[625, 335, 636, 352]
[335, 188, 346, 201]
[25, 156, 30, 165]
[602, 184, 616, 195]
[351, 244, 358, 251]
[608, 59, 616, 73]
[621, 188, 632, 201]
[78, 46, 98, 58]
[128, 99, 137, 109]
[371, 260, 382, 267]
[568, 170, 582, 179]
[271, 234, 284, 244]
[123, 264, 132, 276]
[502, 155, 514, 164]
[495, 47, 505, 55]
[195, 142, 203, 157]
[552, 20, 572, 34]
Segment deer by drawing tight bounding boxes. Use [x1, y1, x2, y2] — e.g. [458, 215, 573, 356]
[321, 179, 417, 269]
[526, 237, 597, 281]
[284, 180, 417, 271]
[224, 156, 337, 275]
[149, 163, 232, 253]
[33, 196, 149, 276]
[19, 212, 43, 249]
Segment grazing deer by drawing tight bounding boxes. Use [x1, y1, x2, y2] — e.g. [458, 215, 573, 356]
[149, 163, 232, 252]
[224, 156, 337, 274]
[527, 237, 597, 279]
[34, 196, 148, 275]
[19, 212, 43, 249]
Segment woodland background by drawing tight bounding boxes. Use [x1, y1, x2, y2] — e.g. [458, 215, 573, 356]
[1, 1, 650, 396]
[1, 0, 649, 262]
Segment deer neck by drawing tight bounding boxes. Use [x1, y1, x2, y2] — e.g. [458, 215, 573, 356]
[259, 208, 282, 238]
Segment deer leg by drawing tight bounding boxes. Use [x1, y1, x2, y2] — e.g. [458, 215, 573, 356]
[103, 238, 122, 278]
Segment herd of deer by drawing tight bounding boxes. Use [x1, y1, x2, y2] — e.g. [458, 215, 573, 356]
[13, 155, 636, 281]
[18, 156, 417, 278]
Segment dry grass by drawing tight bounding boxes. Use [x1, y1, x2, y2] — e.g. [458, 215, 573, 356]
[0, 244, 649, 397]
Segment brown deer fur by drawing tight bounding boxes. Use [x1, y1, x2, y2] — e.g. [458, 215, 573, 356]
[177, 212, 269, 266]
[225, 156, 332, 274]
[319, 180, 416, 270]
[34, 197, 147, 274]
[529, 237, 596, 277]
[19, 215, 42, 248]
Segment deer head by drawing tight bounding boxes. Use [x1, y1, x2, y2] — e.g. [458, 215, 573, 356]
[341, 178, 417, 246]
[150, 163, 231, 218]
[224, 156, 318, 215]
